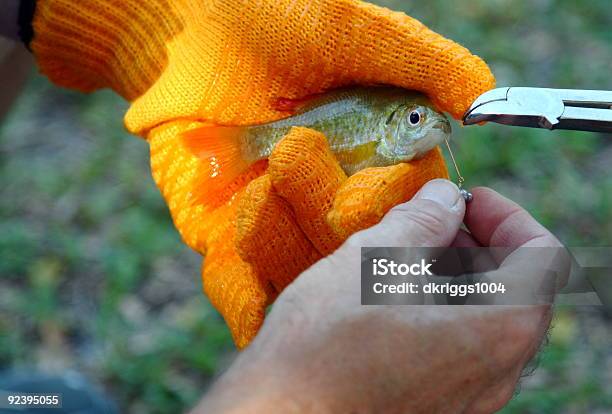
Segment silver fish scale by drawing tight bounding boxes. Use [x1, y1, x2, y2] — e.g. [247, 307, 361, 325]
[237, 87, 449, 175]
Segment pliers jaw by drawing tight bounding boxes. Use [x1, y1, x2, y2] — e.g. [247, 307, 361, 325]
[463, 87, 612, 133]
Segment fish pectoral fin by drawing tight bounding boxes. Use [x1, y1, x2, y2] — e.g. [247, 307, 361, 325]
[182, 125, 251, 207]
[332, 141, 380, 175]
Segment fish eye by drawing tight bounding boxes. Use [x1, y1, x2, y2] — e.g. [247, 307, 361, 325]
[408, 110, 422, 126]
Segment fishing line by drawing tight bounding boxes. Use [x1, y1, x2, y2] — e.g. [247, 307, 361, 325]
[444, 137, 473, 202]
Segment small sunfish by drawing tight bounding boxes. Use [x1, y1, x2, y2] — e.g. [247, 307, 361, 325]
[183, 86, 451, 205]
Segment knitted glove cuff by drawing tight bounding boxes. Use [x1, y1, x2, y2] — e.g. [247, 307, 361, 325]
[31, 0, 184, 100]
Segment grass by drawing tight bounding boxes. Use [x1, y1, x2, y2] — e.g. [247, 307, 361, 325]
[1, 0, 611, 412]
[0, 81, 233, 413]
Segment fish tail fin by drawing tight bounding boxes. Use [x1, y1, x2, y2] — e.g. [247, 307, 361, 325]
[182, 125, 251, 207]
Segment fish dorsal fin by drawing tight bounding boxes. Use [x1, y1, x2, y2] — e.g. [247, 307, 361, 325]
[272, 87, 381, 115]
[271, 92, 328, 114]
[182, 125, 251, 207]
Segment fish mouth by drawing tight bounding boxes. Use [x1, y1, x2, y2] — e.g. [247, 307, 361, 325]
[394, 118, 452, 161]
[399, 120, 451, 160]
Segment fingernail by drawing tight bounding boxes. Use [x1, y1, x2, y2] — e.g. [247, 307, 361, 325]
[415, 179, 462, 212]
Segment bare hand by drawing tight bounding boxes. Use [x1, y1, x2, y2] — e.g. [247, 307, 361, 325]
[195, 180, 568, 414]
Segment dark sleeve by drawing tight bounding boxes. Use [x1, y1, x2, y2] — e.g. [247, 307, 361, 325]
[18, 0, 37, 49]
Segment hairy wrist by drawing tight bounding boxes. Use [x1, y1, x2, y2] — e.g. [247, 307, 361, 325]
[193, 347, 335, 414]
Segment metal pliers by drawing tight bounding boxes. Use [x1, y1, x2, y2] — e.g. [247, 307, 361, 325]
[463, 87, 612, 133]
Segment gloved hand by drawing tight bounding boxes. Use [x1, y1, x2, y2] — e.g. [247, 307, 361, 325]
[235, 128, 448, 291]
[31, 0, 495, 347]
[205, 128, 448, 346]
[195, 184, 567, 414]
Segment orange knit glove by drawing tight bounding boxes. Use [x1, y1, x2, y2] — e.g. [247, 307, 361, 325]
[202, 129, 448, 347]
[236, 127, 449, 289]
[31, 0, 495, 347]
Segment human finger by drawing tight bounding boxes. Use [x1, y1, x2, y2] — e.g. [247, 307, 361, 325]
[235, 174, 322, 291]
[327, 147, 449, 240]
[464, 187, 561, 250]
[268, 127, 348, 256]
[202, 203, 276, 348]
[347, 179, 465, 248]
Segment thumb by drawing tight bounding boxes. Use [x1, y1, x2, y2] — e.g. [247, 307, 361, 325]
[346, 179, 466, 248]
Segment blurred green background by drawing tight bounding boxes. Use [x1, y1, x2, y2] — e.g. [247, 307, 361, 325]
[0, 0, 610, 413]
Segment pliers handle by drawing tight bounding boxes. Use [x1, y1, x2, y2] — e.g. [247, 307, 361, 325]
[463, 87, 612, 133]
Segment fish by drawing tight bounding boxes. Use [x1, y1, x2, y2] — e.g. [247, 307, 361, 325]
[183, 86, 451, 206]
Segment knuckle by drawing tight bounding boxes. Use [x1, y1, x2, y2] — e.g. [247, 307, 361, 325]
[345, 228, 373, 247]
[390, 201, 449, 237]
[470, 381, 518, 414]
[508, 307, 551, 348]
[482, 307, 551, 371]
[489, 381, 520, 412]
